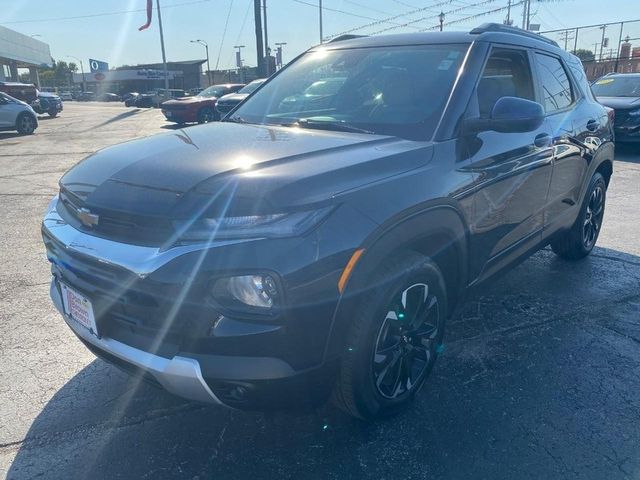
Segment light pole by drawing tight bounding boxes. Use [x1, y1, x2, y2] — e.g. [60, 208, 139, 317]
[275, 42, 287, 69]
[234, 45, 245, 82]
[67, 55, 86, 92]
[191, 39, 211, 86]
[439, 11, 445, 32]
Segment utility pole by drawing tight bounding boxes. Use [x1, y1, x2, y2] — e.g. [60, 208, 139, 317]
[522, 0, 531, 30]
[504, 0, 512, 25]
[439, 11, 445, 31]
[262, 0, 270, 76]
[67, 55, 86, 92]
[319, 0, 323, 43]
[156, 0, 169, 91]
[191, 40, 211, 86]
[599, 25, 606, 62]
[234, 45, 245, 82]
[614, 22, 624, 73]
[254, 0, 264, 77]
[558, 30, 574, 51]
[275, 42, 286, 69]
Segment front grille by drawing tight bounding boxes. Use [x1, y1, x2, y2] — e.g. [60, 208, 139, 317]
[216, 103, 235, 114]
[58, 188, 175, 247]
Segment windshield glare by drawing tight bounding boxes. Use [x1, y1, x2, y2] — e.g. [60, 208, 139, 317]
[239, 80, 265, 94]
[199, 86, 226, 97]
[592, 76, 640, 97]
[230, 44, 469, 140]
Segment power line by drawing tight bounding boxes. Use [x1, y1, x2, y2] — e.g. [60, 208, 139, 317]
[290, 0, 426, 30]
[419, 1, 525, 31]
[215, 0, 235, 70]
[326, 0, 462, 39]
[0, 0, 211, 25]
[370, 0, 499, 36]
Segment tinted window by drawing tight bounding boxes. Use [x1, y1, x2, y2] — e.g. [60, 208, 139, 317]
[535, 53, 573, 112]
[230, 44, 470, 140]
[476, 48, 535, 117]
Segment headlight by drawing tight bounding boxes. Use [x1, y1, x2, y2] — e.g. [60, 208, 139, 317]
[628, 108, 640, 117]
[213, 274, 279, 309]
[172, 206, 333, 244]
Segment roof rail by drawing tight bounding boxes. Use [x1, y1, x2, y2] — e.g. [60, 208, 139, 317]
[328, 34, 367, 43]
[470, 23, 559, 47]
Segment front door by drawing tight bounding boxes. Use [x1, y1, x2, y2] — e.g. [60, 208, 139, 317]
[461, 47, 554, 282]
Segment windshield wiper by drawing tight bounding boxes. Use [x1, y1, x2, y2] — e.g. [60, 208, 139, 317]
[224, 115, 247, 124]
[295, 118, 374, 134]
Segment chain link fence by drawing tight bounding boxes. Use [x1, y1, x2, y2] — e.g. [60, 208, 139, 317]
[541, 19, 640, 80]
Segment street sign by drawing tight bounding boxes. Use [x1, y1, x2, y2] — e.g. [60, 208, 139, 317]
[89, 59, 109, 72]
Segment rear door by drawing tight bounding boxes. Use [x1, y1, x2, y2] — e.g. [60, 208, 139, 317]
[532, 52, 590, 230]
[462, 46, 554, 281]
[0, 94, 16, 127]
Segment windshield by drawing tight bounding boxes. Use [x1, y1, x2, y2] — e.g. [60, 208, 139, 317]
[199, 86, 227, 98]
[229, 44, 469, 140]
[239, 79, 265, 94]
[592, 76, 640, 97]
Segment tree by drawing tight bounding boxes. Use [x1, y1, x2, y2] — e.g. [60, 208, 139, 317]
[574, 49, 595, 62]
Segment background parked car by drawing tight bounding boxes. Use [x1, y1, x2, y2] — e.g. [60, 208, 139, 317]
[121, 92, 140, 106]
[76, 92, 97, 102]
[216, 78, 266, 117]
[132, 92, 154, 108]
[592, 73, 640, 144]
[150, 88, 186, 107]
[0, 81, 38, 104]
[31, 92, 63, 117]
[161, 83, 244, 124]
[58, 91, 73, 101]
[98, 93, 120, 102]
[0, 92, 38, 134]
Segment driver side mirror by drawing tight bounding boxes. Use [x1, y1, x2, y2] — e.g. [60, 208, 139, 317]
[464, 96, 545, 134]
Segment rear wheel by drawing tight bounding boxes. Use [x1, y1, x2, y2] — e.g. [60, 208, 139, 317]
[197, 107, 216, 124]
[551, 172, 606, 260]
[16, 113, 36, 135]
[332, 251, 447, 420]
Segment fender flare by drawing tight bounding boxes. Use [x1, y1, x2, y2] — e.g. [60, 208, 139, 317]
[323, 201, 470, 361]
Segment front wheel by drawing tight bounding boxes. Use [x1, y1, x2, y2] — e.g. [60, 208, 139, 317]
[197, 107, 216, 124]
[48, 109, 58, 118]
[551, 172, 606, 260]
[16, 113, 36, 135]
[332, 251, 447, 420]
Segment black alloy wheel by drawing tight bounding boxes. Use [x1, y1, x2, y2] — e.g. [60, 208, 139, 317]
[372, 282, 441, 399]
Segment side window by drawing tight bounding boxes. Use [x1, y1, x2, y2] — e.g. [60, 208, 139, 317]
[476, 48, 535, 118]
[534, 53, 573, 112]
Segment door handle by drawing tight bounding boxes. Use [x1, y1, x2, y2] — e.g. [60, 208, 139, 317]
[586, 119, 599, 132]
[534, 133, 552, 147]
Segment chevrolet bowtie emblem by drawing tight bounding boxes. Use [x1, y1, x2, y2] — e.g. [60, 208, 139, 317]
[77, 207, 99, 228]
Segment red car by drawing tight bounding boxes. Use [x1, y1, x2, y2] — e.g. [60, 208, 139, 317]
[161, 84, 244, 124]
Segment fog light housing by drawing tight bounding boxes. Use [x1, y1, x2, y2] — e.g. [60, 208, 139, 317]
[214, 274, 279, 309]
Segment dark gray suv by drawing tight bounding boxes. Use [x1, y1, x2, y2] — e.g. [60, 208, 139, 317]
[42, 24, 614, 419]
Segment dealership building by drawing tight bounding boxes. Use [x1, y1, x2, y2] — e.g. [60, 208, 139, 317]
[0, 25, 52, 87]
[72, 60, 206, 93]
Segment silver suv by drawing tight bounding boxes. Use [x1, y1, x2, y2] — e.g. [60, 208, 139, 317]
[0, 92, 38, 135]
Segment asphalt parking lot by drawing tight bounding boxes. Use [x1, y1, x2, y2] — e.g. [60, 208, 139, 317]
[1, 103, 639, 480]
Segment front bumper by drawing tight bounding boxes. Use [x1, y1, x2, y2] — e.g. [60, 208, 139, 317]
[50, 277, 222, 404]
[162, 109, 196, 123]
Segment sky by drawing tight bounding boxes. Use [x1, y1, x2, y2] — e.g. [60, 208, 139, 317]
[1, 0, 638, 71]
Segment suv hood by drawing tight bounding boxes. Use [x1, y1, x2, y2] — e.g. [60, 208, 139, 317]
[596, 96, 640, 110]
[217, 93, 248, 104]
[60, 122, 433, 218]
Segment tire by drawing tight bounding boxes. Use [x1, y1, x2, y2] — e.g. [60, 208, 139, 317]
[15, 113, 36, 135]
[332, 251, 447, 420]
[551, 172, 606, 260]
[48, 109, 58, 118]
[197, 107, 216, 124]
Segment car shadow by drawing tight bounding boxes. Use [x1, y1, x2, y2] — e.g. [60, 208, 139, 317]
[7, 246, 640, 479]
[614, 143, 639, 164]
